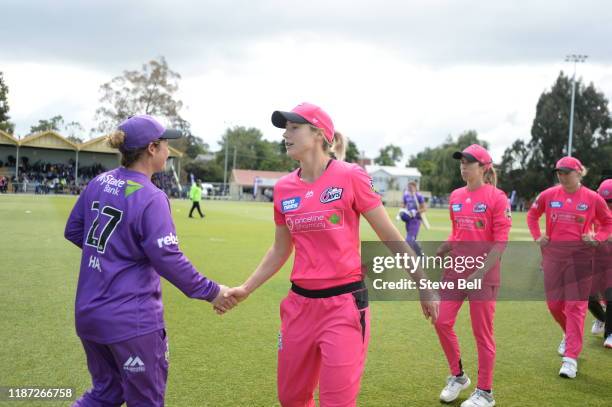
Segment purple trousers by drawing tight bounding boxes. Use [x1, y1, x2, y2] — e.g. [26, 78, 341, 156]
[73, 329, 169, 407]
[404, 219, 423, 256]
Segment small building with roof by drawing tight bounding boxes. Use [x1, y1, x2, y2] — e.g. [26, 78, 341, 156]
[230, 169, 291, 200]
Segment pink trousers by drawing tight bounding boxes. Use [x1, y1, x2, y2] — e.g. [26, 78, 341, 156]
[277, 290, 370, 407]
[434, 286, 497, 390]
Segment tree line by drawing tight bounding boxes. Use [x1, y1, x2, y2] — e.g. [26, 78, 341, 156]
[1, 60, 609, 192]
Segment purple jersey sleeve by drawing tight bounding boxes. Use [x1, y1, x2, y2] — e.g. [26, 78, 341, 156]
[64, 188, 87, 248]
[139, 192, 220, 302]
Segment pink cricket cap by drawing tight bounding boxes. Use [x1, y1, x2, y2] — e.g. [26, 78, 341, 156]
[598, 179, 612, 201]
[554, 156, 583, 173]
[271, 102, 335, 143]
[452, 144, 493, 169]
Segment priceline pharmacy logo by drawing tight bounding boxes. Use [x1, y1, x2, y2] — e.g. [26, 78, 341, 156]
[285, 209, 344, 233]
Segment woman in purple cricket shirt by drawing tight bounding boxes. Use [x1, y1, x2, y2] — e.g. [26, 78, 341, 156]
[64, 115, 235, 407]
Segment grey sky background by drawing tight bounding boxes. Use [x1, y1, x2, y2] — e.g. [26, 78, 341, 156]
[2, 0, 611, 162]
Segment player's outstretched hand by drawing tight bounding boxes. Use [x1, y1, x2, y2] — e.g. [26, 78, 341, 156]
[420, 299, 439, 324]
[212, 285, 251, 315]
[419, 288, 440, 324]
[435, 242, 452, 257]
[536, 235, 549, 247]
[211, 285, 238, 315]
[224, 285, 251, 303]
[581, 233, 599, 247]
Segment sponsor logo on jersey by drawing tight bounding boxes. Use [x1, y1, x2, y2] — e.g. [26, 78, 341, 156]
[473, 203, 487, 213]
[305, 190, 314, 199]
[551, 212, 585, 224]
[550, 201, 563, 208]
[97, 174, 126, 196]
[454, 216, 486, 231]
[285, 209, 344, 233]
[452, 204, 462, 212]
[320, 187, 344, 204]
[157, 232, 179, 248]
[123, 356, 146, 373]
[281, 197, 301, 213]
[125, 180, 144, 197]
[576, 203, 589, 211]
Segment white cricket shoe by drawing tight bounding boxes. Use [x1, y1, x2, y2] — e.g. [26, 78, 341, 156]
[559, 357, 577, 379]
[557, 335, 566, 356]
[461, 389, 495, 407]
[591, 320, 605, 335]
[440, 374, 471, 403]
[604, 335, 612, 349]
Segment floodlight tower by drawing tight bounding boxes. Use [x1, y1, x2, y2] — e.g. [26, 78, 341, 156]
[564, 54, 588, 157]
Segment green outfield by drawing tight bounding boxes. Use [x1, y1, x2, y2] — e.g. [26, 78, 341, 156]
[0, 195, 610, 406]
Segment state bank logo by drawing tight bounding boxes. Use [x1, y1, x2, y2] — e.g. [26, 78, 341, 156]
[320, 187, 343, 204]
[285, 209, 344, 233]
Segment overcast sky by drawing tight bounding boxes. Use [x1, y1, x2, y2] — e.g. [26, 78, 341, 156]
[2, 0, 612, 162]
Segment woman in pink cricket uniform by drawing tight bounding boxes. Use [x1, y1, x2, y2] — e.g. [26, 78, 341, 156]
[434, 144, 511, 407]
[527, 157, 612, 378]
[224, 102, 438, 407]
[589, 179, 612, 349]
[592, 178, 612, 348]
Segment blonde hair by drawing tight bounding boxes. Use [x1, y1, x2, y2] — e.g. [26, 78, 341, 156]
[107, 129, 149, 167]
[107, 129, 126, 149]
[317, 127, 346, 161]
[483, 165, 497, 187]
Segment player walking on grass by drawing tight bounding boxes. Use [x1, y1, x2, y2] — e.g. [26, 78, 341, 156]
[434, 144, 511, 407]
[222, 102, 438, 407]
[189, 179, 205, 218]
[527, 157, 612, 379]
[398, 181, 427, 256]
[589, 179, 612, 348]
[64, 115, 235, 407]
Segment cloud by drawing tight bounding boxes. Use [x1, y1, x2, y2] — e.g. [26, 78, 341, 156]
[2, 0, 611, 162]
[2, 0, 612, 72]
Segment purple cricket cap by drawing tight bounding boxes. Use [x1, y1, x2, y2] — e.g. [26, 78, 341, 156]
[118, 115, 182, 150]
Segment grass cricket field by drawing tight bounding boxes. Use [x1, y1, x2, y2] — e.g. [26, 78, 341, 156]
[1, 195, 610, 406]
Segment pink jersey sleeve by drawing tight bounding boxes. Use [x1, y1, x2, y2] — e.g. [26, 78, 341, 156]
[527, 191, 546, 240]
[492, 189, 512, 242]
[351, 164, 382, 214]
[593, 194, 612, 242]
[273, 194, 286, 226]
[447, 190, 457, 242]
